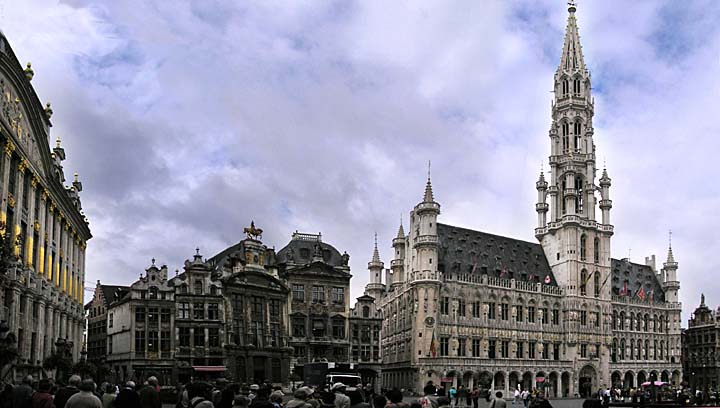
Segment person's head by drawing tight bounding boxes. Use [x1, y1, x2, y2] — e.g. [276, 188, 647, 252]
[294, 388, 310, 400]
[496, 392, 503, 399]
[189, 382, 212, 400]
[333, 383, 347, 393]
[320, 391, 336, 405]
[423, 384, 436, 396]
[68, 375, 82, 388]
[105, 383, 116, 394]
[147, 376, 159, 387]
[347, 389, 365, 406]
[125, 381, 136, 389]
[79, 379, 95, 392]
[271, 392, 284, 404]
[38, 379, 52, 393]
[374, 395, 387, 408]
[438, 397, 451, 407]
[386, 389, 403, 404]
[22, 375, 33, 385]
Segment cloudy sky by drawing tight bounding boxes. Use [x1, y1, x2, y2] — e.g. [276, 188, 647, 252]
[3, 0, 719, 321]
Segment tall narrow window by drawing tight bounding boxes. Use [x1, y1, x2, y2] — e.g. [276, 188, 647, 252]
[562, 123, 570, 152]
[594, 272, 600, 298]
[575, 176, 584, 214]
[580, 269, 587, 296]
[580, 235, 587, 261]
[574, 122, 582, 150]
[594, 238, 600, 263]
[562, 79, 569, 96]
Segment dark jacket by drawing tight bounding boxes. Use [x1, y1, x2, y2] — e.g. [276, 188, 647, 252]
[13, 383, 34, 408]
[139, 386, 161, 408]
[54, 386, 80, 408]
[31, 392, 56, 408]
[115, 388, 142, 408]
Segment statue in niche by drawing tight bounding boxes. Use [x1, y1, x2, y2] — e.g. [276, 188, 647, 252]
[341, 251, 350, 266]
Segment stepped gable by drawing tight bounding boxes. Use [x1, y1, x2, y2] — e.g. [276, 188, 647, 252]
[437, 223, 557, 286]
[611, 258, 666, 301]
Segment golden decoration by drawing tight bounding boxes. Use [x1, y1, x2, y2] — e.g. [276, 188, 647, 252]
[33, 220, 40, 232]
[44, 231, 48, 241]
[17, 159, 27, 172]
[4, 140, 15, 157]
[41, 190, 48, 201]
[8, 194, 15, 208]
[30, 176, 38, 188]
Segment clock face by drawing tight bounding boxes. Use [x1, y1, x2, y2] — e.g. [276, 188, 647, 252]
[425, 316, 435, 326]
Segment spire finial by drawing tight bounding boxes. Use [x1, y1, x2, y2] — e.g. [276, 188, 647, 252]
[423, 161, 435, 202]
[371, 233, 381, 264]
[196, 247, 200, 255]
[151, 258, 156, 266]
[666, 229, 676, 264]
[669, 229, 672, 248]
[568, 0, 577, 13]
[427, 160, 431, 181]
[396, 214, 405, 239]
[56, 137, 61, 149]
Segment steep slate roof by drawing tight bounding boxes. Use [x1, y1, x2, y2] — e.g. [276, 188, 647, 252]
[101, 285, 129, 307]
[611, 258, 665, 302]
[437, 223, 557, 286]
[277, 239, 344, 266]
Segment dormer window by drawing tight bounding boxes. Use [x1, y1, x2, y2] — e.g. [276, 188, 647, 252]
[149, 287, 158, 300]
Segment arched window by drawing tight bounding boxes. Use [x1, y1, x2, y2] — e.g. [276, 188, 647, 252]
[574, 121, 582, 151]
[630, 313, 635, 331]
[593, 238, 600, 263]
[594, 272, 600, 298]
[643, 314, 649, 331]
[362, 306, 370, 318]
[659, 341, 664, 359]
[619, 312, 625, 330]
[612, 311, 617, 330]
[575, 176, 584, 214]
[654, 340, 658, 360]
[629, 339, 635, 360]
[637, 340, 642, 360]
[562, 123, 570, 152]
[562, 79, 569, 96]
[636, 314, 641, 331]
[580, 235, 587, 261]
[620, 339, 626, 360]
[561, 179, 567, 215]
[644, 340, 649, 360]
[580, 269, 587, 296]
[573, 79, 581, 94]
[611, 339, 618, 362]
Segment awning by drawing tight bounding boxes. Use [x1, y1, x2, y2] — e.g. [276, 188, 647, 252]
[192, 366, 227, 373]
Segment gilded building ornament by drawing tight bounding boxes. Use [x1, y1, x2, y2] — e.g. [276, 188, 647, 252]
[41, 190, 48, 201]
[7, 193, 15, 208]
[30, 176, 38, 188]
[4, 140, 15, 157]
[33, 220, 40, 232]
[17, 159, 27, 173]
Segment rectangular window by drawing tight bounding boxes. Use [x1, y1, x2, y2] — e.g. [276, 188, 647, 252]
[472, 301, 481, 318]
[332, 320, 345, 339]
[501, 303, 509, 321]
[331, 287, 345, 304]
[194, 328, 205, 347]
[161, 308, 171, 324]
[135, 330, 145, 352]
[516, 342, 524, 359]
[501, 340, 509, 358]
[294, 346, 306, 357]
[487, 303, 496, 320]
[148, 331, 159, 352]
[458, 299, 466, 317]
[161, 331, 171, 352]
[516, 305, 523, 322]
[135, 307, 145, 324]
[552, 309, 560, 325]
[208, 303, 220, 320]
[352, 324, 359, 339]
[529, 341, 536, 359]
[541, 308, 549, 324]
[312, 286, 325, 303]
[148, 308, 158, 325]
[528, 306, 536, 323]
[194, 303, 205, 320]
[458, 338, 466, 357]
[488, 340, 496, 359]
[594, 312, 600, 328]
[108, 336, 113, 355]
[292, 284, 305, 302]
[361, 326, 371, 342]
[439, 337, 449, 357]
[440, 297, 449, 315]
[595, 344, 600, 359]
[580, 311, 587, 326]
[179, 327, 190, 347]
[554, 343, 560, 361]
[269, 300, 280, 323]
[542, 342, 549, 359]
[108, 313, 113, 328]
[194, 280, 203, 295]
[178, 303, 190, 319]
[472, 339, 481, 357]
[580, 344, 588, 358]
[209, 328, 220, 347]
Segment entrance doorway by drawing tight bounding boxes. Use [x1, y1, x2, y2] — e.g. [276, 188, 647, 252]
[579, 365, 596, 398]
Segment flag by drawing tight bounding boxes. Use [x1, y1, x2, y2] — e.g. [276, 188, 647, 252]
[544, 275, 551, 284]
[429, 330, 438, 358]
[599, 271, 611, 291]
[583, 270, 595, 285]
[620, 281, 628, 296]
[648, 290, 654, 302]
[637, 286, 646, 301]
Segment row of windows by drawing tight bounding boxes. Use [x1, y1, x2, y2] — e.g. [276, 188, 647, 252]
[291, 317, 379, 340]
[176, 303, 221, 320]
[436, 338, 564, 361]
[440, 298, 562, 325]
[612, 311, 668, 332]
[293, 345, 379, 361]
[611, 338, 670, 362]
[292, 285, 345, 304]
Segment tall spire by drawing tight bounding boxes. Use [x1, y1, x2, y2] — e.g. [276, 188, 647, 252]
[372, 232, 381, 263]
[397, 215, 405, 239]
[559, 1, 586, 73]
[423, 160, 434, 203]
[666, 229, 675, 264]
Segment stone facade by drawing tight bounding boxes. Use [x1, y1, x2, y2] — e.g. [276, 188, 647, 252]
[682, 295, 720, 390]
[0, 32, 90, 378]
[349, 294, 382, 386]
[85, 282, 128, 365]
[374, 4, 681, 397]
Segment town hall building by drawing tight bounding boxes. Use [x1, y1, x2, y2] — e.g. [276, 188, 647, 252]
[374, 3, 682, 397]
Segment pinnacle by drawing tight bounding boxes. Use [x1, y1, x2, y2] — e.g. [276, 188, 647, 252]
[423, 176, 434, 203]
[369, 233, 383, 266]
[396, 220, 405, 239]
[559, 3, 586, 73]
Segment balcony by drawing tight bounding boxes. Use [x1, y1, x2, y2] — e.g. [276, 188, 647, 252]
[414, 235, 438, 246]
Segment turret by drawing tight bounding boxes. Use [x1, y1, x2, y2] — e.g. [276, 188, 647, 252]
[662, 231, 679, 303]
[536, 169, 549, 230]
[411, 166, 440, 281]
[599, 167, 612, 225]
[366, 234, 385, 300]
[391, 219, 406, 288]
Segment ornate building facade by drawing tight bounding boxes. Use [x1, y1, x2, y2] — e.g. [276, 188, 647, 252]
[85, 282, 128, 365]
[0, 33, 90, 377]
[375, 4, 681, 397]
[682, 294, 720, 390]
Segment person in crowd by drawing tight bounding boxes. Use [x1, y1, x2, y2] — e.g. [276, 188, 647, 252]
[333, 383, 351, 408]
[320, 391, 338, 408]
[12, 375, 34, 408]
[372, 394, 387, 408]
[437, 397, 451, 408]
[65, 379, 102, 408]
[31, 379, 55, 408]
[348, 388, 370, 408]
[269, 390, 284, 408]
[385, 389, 408, 408]
[470, 387, 479, 408]
[457, 386, 466, 408]
[490, 392, 506, 408]
[250, 385, 274, 408]
[219, 384, 238, 408]
[187, 381, 214, 408]
[100, 383, 116, 408]
[448, 388, 456, 408]
[55, 376, 82, 408]
[114, 381, 141, 408]
[139, 376, 161, 408]
[286, 387, 314, 408]
[418, 385, 438, 408]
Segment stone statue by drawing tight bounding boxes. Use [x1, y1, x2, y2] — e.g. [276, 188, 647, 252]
[341, 251, 350, 266]
[287, 248, 295, 262]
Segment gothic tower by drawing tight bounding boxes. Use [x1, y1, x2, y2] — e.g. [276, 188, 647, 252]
[366, 234, 385, 300]
[535, 2, 613, 386]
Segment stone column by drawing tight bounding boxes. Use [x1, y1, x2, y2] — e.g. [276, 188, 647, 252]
[53, 208, 61, 287]
[59, 312, 66, 339]
[12, 160, 26, 258]
[37, 190, 46, 276]
[0, 142, 13, 228]
[36, 300, 46, 360]
[67, 232, 74, 300]
[25, 177, 36, 269]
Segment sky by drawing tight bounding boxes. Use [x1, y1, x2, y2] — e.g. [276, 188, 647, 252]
[1, 0, 719, 323]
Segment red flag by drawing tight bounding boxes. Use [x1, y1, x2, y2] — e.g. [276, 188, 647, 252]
[429, 330, 437, 358]
[620, 281, 628, 296]
[637, 287, 646, 301]
[544, 275, 551, 284]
